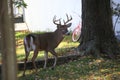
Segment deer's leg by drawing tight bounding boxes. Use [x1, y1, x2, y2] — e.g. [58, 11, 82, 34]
[23, 51, 30, 76]
[49, 50, 58, 69]
[31, 50, 38, 72]
[44, 51, 48, 69]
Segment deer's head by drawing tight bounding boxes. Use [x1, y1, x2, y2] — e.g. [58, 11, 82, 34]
[53, 14, 72, 36]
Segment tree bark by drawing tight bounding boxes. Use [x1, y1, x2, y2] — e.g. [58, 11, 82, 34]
[78, 0, 119, 58]
[0, 0, 17, 80]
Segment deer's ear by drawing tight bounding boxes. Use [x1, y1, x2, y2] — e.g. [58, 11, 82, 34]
[67, 23, 72, 27]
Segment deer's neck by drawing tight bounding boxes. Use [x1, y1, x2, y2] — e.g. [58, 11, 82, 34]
[54, 29, 64, 44]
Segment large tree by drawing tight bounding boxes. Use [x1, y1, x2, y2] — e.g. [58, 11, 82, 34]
[78, 0, 119, 58]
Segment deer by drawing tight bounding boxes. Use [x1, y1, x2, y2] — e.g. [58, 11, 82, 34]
[23, 14, 72, 76]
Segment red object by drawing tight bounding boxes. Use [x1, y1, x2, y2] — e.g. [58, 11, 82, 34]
[72, 24, 81, 42]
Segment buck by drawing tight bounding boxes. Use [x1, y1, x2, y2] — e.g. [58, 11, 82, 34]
[23, 14, 72, 76]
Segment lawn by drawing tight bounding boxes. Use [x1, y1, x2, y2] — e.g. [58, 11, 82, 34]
[16, 32, 120, 80]
[16, 41, 79, 61]
[18, 56, 120, 80]
[15, 31, 79, 61]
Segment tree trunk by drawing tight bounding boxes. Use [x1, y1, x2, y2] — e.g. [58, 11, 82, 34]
[0, 0, 17, 80]
[78, 0, 119, 58]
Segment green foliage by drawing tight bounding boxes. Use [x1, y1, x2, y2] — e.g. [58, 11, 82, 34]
[18, 56, 120, 80]
[13, 0, 27, 8]
[112, 1, 120, 16]
[15, 32, 28, 40]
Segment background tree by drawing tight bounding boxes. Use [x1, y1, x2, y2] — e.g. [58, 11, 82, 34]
[78, 0, 119, 58]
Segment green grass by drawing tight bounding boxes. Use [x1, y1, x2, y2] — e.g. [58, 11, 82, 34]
[16, 41, 79, 61]
[18, 56, 120, 80]
[16, 32, 79, 61]
[15, 32, 120, 80]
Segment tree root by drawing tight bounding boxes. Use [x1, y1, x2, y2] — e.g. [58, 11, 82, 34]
[78, 40, 100, 58]
[77, 39, 120, 59]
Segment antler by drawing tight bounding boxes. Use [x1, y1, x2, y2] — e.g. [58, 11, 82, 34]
[63, 14, 72, 25]
[53, 15, 61, 25]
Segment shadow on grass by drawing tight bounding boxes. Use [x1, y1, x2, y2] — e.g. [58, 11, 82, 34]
[18, 56, 120, 80]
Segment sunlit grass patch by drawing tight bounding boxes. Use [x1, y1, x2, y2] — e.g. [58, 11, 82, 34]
[58, 41, 79, 48]
[16, 38, 79, 61]
[18, 56, 120, 80]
